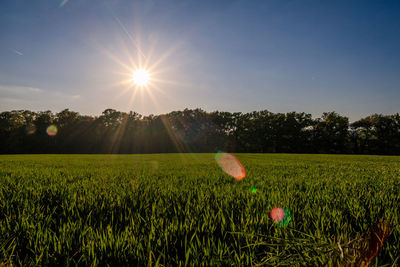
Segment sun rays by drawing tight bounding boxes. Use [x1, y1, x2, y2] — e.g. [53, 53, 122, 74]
[93, 16, 189, 113]
[89, 16, 201, 156]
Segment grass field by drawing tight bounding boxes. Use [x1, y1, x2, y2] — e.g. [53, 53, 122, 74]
[0, 154, 399, 266]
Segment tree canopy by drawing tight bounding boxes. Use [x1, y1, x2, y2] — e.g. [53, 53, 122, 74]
[1, 109, 399, 154]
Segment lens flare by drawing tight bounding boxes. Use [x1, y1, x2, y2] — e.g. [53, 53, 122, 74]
[355, 219, 391, 265]
[25, 123, 36, 135]
[270, 207, 292, 226]
[251, 187, 257, 193]
[215, 151, 246, 180]
[46, 125, 58, 136]
[59, 0, 69, 7]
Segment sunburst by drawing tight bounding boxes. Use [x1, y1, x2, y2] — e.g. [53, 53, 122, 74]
[132, 69, 150, 86]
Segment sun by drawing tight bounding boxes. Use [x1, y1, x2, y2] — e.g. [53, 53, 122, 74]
[132, 69, 150, 86]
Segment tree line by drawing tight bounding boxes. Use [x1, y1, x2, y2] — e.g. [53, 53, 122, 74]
[1, 108, 399, 154]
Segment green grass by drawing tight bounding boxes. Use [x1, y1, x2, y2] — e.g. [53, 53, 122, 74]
[0, 154, 399, 266]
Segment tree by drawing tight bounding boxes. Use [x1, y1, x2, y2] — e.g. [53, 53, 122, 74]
[314, 112, 350, 153]
[0, 108, 399, 155]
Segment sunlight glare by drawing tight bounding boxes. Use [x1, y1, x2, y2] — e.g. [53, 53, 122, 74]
[132, 69, 150, 86]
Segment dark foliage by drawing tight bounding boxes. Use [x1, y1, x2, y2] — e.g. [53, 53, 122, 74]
[0, 109, 399, 154]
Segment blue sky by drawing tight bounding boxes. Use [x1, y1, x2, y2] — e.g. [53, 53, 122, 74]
[1, 0, 399, 121]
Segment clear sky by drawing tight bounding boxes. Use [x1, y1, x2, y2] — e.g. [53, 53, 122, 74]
[1, 0, 399, 121]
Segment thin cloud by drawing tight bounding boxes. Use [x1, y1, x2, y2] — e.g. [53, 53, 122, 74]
[12, 49, 23, 56]
[28, 87, 41, 92]
[0, 87, 82, 112]
[50, 91, 83, 100]
[0, 85, 42, 94]
[0, 97, 40, 111]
